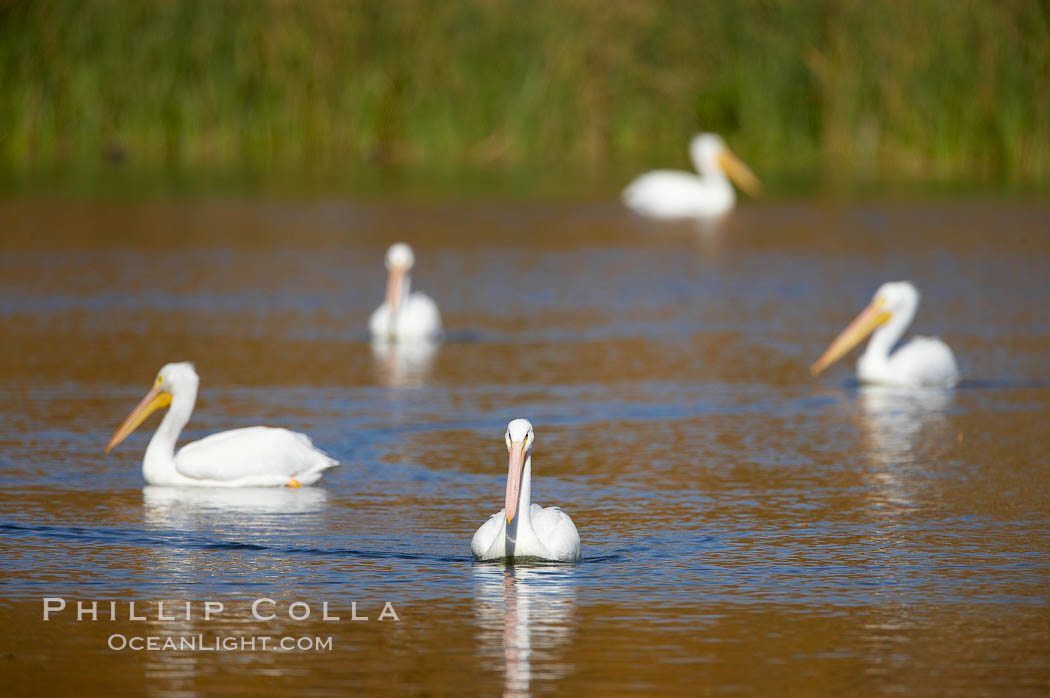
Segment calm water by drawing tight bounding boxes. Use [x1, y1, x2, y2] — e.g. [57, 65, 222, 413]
[1, 199, 1049, 696]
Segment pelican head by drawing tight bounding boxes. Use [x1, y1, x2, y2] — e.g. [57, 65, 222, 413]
[689, 132, 762, 197]
[811, 281, 920, 376]
[385, 242, 415, 271]
[504, 418, 534, 524]
[106, 362, 198, 453]
[384, 243, 415, 322]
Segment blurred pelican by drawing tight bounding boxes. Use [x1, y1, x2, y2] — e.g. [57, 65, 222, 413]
[857, 386, 953, 470]
[369, 243, 442, 342]
[622, 132, 762, 219]
[811, 282, 959, 388]
[106, 362, 338, 487]
[472, 419, 581, 562]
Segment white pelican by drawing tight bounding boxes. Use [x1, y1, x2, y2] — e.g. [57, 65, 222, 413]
[106, 362, 338, 487]
[369, 243, 442, 342]
[622, 132, 762, 219]
[472, 419, 581, 562]
[811, 281, 959, 388]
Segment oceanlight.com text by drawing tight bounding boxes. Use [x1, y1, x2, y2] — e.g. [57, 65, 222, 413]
[107, 634, 334, 652]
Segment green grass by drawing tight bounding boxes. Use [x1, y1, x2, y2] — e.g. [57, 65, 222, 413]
[1, 0, 1048, 193]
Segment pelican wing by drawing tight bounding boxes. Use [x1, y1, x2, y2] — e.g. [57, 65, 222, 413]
[622, 170, 727, 218]
[471, 510, 506, 560]
[369, 292, 442, 340]
[891, 336, 960, 387]
[530, 504, 582, 562]
[401, 293, 442, 337]
[368, 303, 392, 337]
[174, 426, 338, 486]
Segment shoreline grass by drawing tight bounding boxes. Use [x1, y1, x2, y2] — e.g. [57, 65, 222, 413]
[2, 1, 1048, 193]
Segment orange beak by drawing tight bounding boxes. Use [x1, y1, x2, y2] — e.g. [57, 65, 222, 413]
[385, 265, 406, 321]
[717, 149, 763, 198]
[106, 385, 172, 453]
[811, 297, 892, 376]
[504, 441, 527, 523]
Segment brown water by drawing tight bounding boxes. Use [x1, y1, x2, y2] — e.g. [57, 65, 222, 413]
[1, 199, 1049, 696]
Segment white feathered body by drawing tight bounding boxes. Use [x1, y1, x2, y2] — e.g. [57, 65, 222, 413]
[858, 336, 959, 388]
[144, 426, 338, 487]
[151, 426, 336, 487]
[472, 503, 581, 562]
[622, 170, 735, 219]
[369, 292, 442, 341]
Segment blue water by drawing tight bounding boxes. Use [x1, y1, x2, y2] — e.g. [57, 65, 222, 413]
[1, 200, 1048, 695]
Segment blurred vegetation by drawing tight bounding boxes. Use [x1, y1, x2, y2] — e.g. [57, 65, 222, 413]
[1, 0, 1048, 193]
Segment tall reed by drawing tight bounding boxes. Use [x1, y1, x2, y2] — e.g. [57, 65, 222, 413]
[1, 0, 1047, 188]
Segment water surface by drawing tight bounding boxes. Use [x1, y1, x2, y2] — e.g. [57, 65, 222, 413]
[1, 199, 1049, 695]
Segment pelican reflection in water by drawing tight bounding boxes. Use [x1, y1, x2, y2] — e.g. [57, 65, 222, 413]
[473, 564, 577, 697]
[855, 385, 954, 510]
[142, 485, 330, 526]
[371, 338, 438, 387]
[141, 487, 330, 595]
